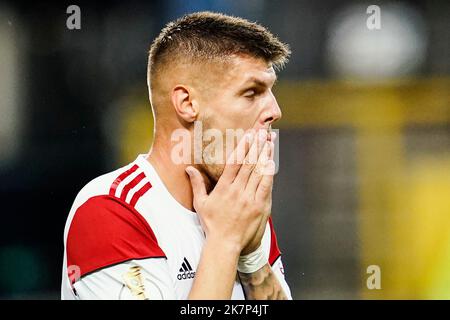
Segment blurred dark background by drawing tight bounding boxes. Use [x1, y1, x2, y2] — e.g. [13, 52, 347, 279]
[0, 0, 449, 299]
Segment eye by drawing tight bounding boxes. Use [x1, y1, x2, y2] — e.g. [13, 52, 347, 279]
[243, 89, 257, 98]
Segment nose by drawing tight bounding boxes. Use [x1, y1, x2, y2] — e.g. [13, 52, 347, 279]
[262, 92, 282, 126]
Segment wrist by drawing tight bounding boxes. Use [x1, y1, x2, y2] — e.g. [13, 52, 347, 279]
[237, 242, 268, 274]
[205, 235, 242, 257]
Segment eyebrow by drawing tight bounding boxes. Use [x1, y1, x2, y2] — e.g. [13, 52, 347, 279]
[242, 74, 278, 88]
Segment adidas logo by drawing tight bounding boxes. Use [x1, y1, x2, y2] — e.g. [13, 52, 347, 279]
[177, 257, 196, 280]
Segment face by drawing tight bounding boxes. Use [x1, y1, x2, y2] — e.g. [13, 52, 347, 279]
[195, 55, 282, 182]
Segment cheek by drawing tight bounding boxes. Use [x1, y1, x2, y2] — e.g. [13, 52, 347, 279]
[226, 99, 259, 127]
[208, 106, 241, 129]
[238, 100, 263, 128]
[202, 95, 257, 131]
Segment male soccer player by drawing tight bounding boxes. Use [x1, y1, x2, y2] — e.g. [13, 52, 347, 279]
[61, 12, 292, 300]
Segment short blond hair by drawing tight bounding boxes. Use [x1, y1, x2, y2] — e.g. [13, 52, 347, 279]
[148, 11, 290, 91]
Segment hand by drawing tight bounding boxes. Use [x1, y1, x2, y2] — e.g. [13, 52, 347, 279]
[186, 129, 275, 255]
[240, 131, 276, 255]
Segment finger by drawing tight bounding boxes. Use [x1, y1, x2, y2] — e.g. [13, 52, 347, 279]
[260, 132, 276, 177]
[219, 130, 255, 185]
[268, 130, 276, 143]
[233, 129, 268, 187]
[266, 131, 276, 160]
[255, 159, 275, 201]
[186, 166, 207, 210]
[262, 133, 276, 175]
[265, 139, 275, 174]
[269, 131, 276, 157]
[244, 141, 271, 195]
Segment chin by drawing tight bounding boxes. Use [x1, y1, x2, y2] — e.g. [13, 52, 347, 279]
[202, 163, 224, 185]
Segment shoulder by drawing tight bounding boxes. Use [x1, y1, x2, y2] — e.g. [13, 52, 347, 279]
[64, 162, 163, 282]
[67, 161, 154, 225]
[74, 162, 151, 206]
[66, 194, 166, 281]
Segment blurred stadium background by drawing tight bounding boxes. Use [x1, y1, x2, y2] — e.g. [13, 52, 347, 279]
[0, 0, 449, 299]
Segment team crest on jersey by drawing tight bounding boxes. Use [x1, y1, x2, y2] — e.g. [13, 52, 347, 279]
[177, 257, 196, 280]
[122, 266, 148, 299]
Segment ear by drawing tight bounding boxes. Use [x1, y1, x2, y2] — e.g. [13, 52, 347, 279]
[171, 85, 198, 123]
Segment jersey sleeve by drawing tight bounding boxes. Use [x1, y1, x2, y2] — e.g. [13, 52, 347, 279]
[66, 195, 174, 299]
[73, 258, 176, 300]
[262, 217, 293, 300]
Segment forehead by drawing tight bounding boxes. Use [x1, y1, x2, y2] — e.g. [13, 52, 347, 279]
[220, 55, 276, 88]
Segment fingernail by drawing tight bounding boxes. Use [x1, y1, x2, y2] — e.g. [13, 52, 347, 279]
[185, 167, 193, 176]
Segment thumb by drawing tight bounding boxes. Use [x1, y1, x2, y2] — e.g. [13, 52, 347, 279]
[185, 166, 207, 209]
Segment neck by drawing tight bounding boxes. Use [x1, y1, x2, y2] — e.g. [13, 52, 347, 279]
[145, 132, 196, 212]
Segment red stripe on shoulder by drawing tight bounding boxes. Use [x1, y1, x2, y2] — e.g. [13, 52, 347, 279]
[130, 182, 152, 207]
[120, 172, 146, 202]
[66, 195, 165, 283]
[268, 217, 282, 265]
[109, 164, 139, 196]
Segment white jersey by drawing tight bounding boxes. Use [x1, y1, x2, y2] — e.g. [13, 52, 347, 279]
[61, 154, 292, 300]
